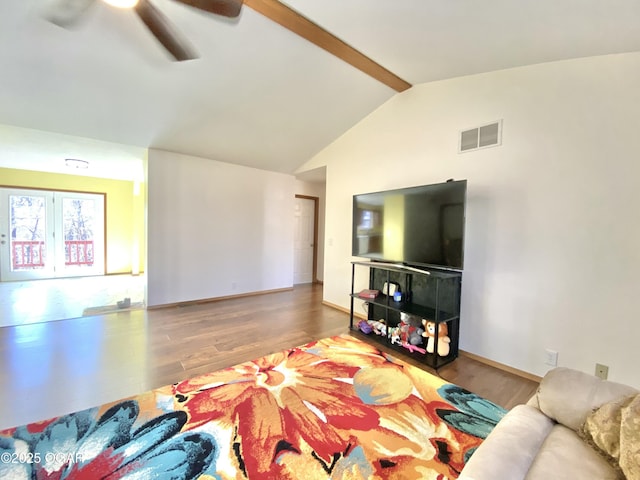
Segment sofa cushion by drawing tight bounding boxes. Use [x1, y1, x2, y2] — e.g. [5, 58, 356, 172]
[620, 393, 640, 480]
[525, 424, 621, 480]
[459, 404, 554, 480]
[535, 367, 638, 432]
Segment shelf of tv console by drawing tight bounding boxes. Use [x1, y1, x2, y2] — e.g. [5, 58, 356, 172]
[350, 293, 458, 324]
[349, 326, 457, 369]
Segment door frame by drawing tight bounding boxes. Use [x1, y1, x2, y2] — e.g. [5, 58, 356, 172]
[294, 195, 319, 284]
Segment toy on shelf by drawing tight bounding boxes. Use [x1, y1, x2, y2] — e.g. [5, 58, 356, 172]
[408, 326, 424, 345]
[357, 320, 373, 334]
[367, 319, 387, 336]
[422, 320, 451, 356]
[402, 342, 426, 354]
[389, 326, 401, 345]
[398, 312, 425, 349]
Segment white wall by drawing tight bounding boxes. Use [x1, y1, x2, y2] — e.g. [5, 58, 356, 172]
[147, 149, 295, 306]
[298, 52, 640, 386]
[294, 179, 326, 282]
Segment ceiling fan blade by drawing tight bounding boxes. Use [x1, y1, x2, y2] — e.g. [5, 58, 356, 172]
[173, 0, 243, 18]
[135, 0, 198, 61]
[43, 0, 97, 27]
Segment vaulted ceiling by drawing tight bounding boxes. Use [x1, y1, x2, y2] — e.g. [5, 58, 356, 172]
[1, 0, 640, 179]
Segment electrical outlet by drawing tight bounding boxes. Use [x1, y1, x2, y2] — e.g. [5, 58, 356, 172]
[544, 349, 558, 366]
[595, 363, 609, 380]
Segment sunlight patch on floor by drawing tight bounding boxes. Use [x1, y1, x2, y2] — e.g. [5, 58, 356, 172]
[0, 274, 145, 327]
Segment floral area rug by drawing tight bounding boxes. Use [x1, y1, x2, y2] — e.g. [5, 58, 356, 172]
[0, 335, 506, 479]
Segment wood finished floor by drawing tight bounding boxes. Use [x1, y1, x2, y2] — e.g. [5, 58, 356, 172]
[0, 284, 538, 430]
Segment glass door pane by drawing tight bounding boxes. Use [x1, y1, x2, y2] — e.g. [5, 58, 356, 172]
[63, 197, 95, 266]
[11, 195, 46, 270]
[55, 192, 105, 277]
[0, 189, 55, 281]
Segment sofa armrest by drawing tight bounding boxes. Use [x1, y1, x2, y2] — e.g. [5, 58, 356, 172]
[533, 367, 638, 432]
[460, 404, 555, 480]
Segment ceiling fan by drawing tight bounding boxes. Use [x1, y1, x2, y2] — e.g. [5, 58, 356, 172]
[44, 0, 244, 61]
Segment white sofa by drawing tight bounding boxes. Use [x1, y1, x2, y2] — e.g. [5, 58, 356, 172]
[460, 367, 639, 480]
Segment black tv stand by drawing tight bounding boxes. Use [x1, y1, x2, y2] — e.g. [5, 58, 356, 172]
[349, 261, 461, 369]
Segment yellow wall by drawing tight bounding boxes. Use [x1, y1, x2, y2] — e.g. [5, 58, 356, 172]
[0, 167, 145, 274]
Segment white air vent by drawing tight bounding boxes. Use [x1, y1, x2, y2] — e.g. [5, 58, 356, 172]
[459, 120, 502, 153]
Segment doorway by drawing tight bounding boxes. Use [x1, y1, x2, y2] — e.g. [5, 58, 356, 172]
[0, 187, 105, 281]
[293, 195, 318, 284]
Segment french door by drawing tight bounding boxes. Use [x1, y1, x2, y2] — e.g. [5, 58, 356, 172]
[0, 188, 105, 281]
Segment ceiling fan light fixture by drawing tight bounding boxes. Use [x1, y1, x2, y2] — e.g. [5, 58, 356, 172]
[102, 0, 139, 8]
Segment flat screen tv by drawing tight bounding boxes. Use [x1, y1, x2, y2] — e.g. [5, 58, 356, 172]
[352, 179, 467, 270]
